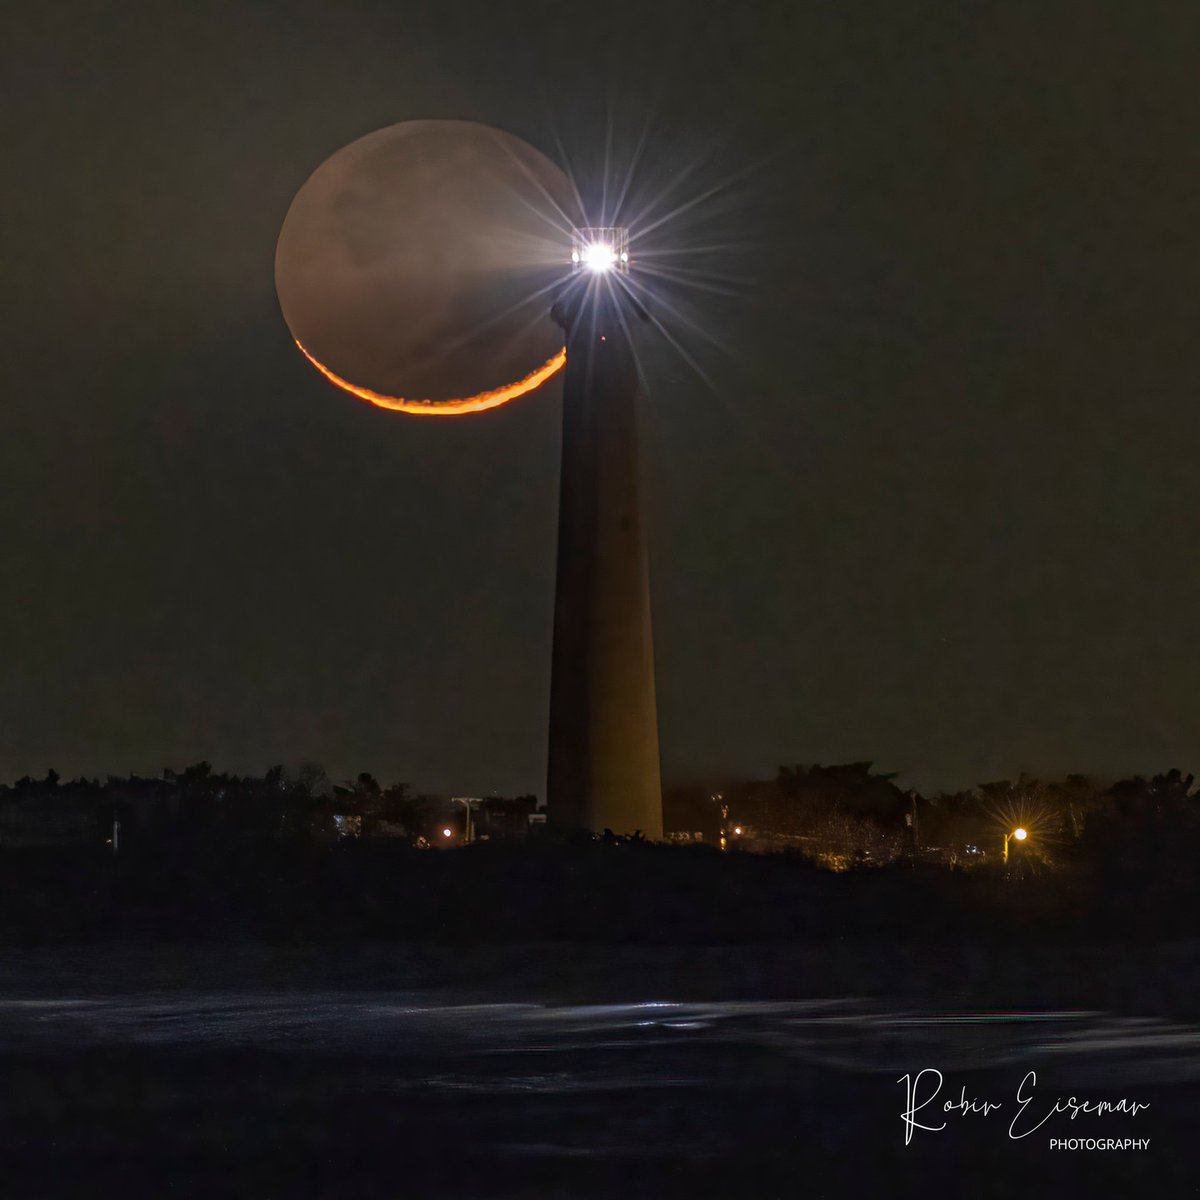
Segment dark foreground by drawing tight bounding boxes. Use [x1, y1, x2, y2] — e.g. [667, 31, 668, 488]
[3, 842, 1198, 1194]
[5, 838, 1198, 945]
[2, 943, 1198, 1198]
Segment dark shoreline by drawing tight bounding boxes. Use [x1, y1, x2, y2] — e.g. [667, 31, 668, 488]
[3, 839, 1195, 940]
[5, 839, 1197, 1024]
[3, 939, 1199, 1023]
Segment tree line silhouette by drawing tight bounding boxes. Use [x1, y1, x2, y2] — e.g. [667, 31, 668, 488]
[0, 760, 1196, 944]
[668, 762, 1200, 873]
[0, 759, 1196, 878]
[0, 763, 536, 849]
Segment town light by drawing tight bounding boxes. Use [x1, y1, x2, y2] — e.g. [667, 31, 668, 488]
[442, 827, 453, 839]
[1002, 826, 1029, 865]
[571, 227, 630, 274]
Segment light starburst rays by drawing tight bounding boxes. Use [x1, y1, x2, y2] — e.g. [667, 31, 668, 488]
[610, 272, 718, 393]
[631, 241, 757, 259]
[293, 108, 766, 416]
[545, 111, 774, 399]
[618, 145, 713, 233]
[981, 786, 1068, 869]
[629, 159, 770, 243]
[440, 269, 574, 355]
[601, 273, 654, 396]
[605, 115, 654, 232]
[599, 98, 615, 232]
[495, 143, 582, 244]
[543, 122, 592, 246]
[617, 269, 734, 358]
[633, 261, 745, 299]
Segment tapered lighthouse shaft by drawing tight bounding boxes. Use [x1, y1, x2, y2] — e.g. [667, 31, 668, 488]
[547, 290, 663, 838]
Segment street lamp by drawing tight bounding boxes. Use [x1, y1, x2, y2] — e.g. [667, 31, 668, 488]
[449, 797, 475, 844]
[1002, 826, 1028, 865]
[712, 793, 730, 851]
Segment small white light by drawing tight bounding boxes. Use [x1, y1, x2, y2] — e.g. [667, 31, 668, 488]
[571, 250, 580, 263]
[620, 251, 629, 262]
[442, 828, 453, 838]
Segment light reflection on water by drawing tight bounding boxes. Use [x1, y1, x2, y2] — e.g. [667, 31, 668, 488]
[0, 993, 1197, 1089]
[4, 989, 1199, 1196]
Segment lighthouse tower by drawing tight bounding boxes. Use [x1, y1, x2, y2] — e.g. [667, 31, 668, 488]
[546, 228, 663, 839]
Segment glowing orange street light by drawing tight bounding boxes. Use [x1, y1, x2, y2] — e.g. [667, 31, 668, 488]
[1002, 826, 1028, 865]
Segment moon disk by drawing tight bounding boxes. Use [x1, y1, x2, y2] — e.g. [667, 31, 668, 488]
[276, 121, 582, 415]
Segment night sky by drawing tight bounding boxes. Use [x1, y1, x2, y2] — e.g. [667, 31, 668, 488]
[3, 2, 1199, 796]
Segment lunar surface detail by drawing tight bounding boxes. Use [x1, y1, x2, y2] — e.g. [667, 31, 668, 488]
[276, 120, 582, 415]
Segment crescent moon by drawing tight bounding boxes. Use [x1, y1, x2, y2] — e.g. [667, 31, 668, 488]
[294, 338, 566, 417]
[277, 121, 581, 418]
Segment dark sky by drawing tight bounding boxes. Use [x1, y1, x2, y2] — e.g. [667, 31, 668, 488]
[2, 1, 1199, 796]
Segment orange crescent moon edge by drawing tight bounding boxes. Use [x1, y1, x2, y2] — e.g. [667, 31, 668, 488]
[294, 339, 566, 416]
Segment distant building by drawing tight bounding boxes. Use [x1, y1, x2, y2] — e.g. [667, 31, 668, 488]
[473, 795, 538, 841]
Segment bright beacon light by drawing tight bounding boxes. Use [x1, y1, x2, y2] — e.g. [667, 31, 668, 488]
[584, 243, 616, 272]
[572, 226, 630, 274]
